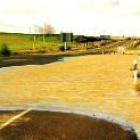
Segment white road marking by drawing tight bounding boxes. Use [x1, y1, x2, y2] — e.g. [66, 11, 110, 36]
[0, 108, 32, 130]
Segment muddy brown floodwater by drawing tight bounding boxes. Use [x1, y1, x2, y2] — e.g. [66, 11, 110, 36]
[0, 54, 140, 138]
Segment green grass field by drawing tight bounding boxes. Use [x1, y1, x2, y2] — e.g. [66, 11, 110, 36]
[0, 33, 96, 55]
[0, 33, 61, 51]
[1, 32, 138, 56]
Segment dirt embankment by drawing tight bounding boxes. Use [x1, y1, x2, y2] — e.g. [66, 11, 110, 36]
[0, 51, 101, 68]
[0, 55, 60, 68]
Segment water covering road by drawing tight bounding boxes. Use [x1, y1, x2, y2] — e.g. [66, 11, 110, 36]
[0, 54, 140, 138]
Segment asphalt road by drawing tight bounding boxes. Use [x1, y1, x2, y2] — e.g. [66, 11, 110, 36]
[0, 110, 137, 140]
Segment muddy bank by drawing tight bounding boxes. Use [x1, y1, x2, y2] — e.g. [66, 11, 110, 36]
[0, 51, 102, 68]
[0, 55, 61, 68]
[0, 110, 138, 140]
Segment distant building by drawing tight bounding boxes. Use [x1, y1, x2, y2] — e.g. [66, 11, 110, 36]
[75, 36, 101, 43]
[100, 35, 111, 40]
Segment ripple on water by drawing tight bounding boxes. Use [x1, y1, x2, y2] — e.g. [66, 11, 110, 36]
[0, 55, 140, 138]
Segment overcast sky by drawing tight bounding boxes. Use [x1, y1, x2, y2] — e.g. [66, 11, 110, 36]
[0, 0, 140, 36]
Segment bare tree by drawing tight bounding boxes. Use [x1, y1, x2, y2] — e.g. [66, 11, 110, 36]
[39, 24, 55, 34]
[38, 24, 55, 42]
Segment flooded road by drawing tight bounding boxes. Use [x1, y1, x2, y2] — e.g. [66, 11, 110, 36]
[0, 54, 140, 138]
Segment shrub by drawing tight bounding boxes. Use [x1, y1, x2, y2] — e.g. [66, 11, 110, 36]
[0, 43, 11, 56]
[133, 41, 140, 49]
[37, 49, 46, 53]
[100, 41, 109, 46]
[12, 51, 18, 56]
[125, 37, 131, 40]
[59, 45, 71, 51]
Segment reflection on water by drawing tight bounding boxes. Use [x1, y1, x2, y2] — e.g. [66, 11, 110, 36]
[0, 55, 140, 137]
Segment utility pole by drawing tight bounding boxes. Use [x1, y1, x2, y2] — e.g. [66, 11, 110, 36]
[33, 35, 36, 50]
[64, 42, 67, 51]
[43, 24, 45, 43]
[32, 25, 37, 50]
